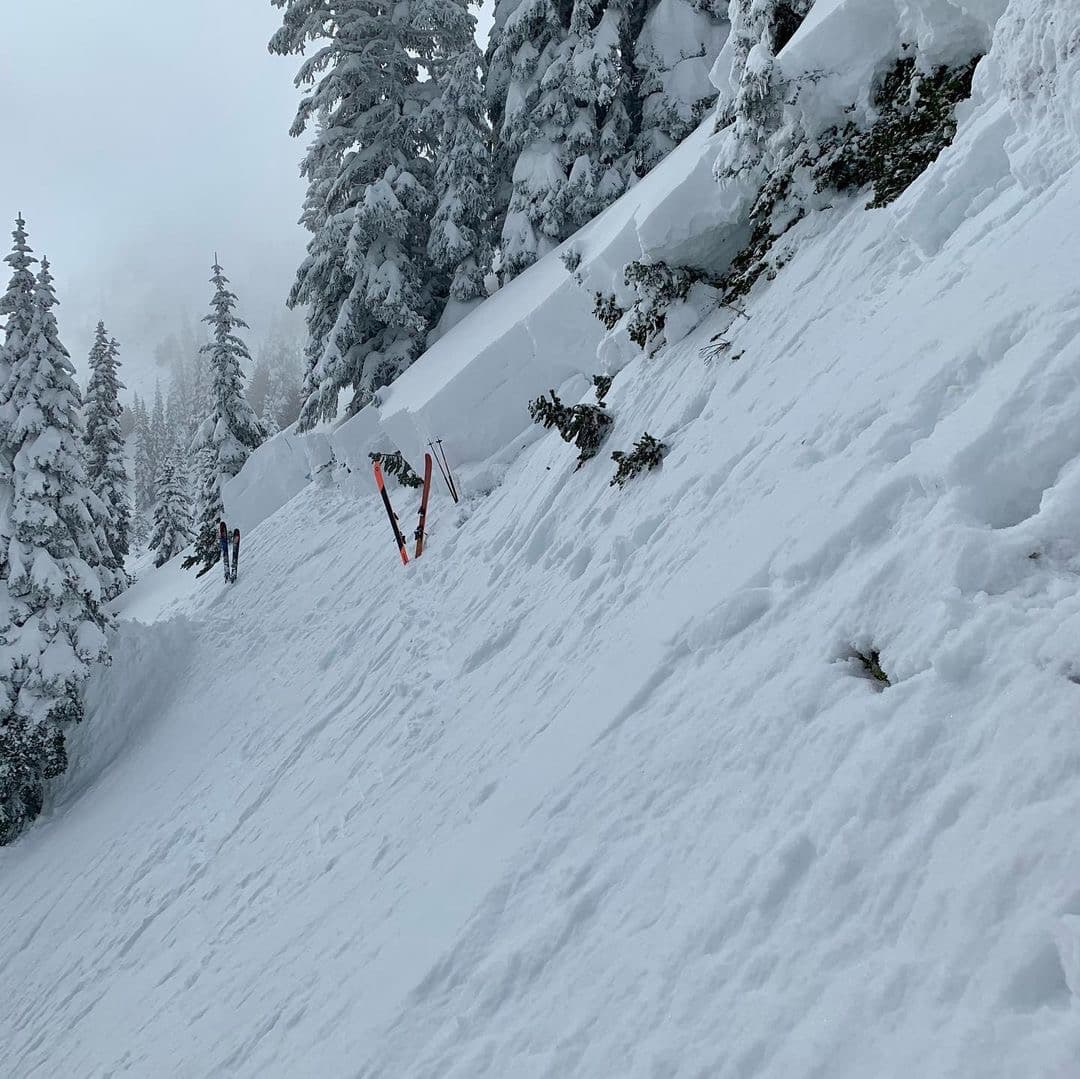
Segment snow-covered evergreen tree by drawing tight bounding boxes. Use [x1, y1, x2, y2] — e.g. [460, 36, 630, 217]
[0, 254, 108, 844]
[485, 0, 575, 278]
[262, 368, 285, 437]
[130, 393, 154, 540]
[484, 0, 732, 279]
[0, 217, 37, 575]
[165, 380, 183, 451]
[130, 393, 147, 438]
[148, 453, 192, 568]
[166, 335, 206, 468]
[427, 22, 494, 305]
[0, 218, 34, 396]
[271, 0, 441, 427]
[182, 259, 264, 575]
[633, 0, 729, 172]
[715, 0, 813, 171]
[148, 381, 168, 480]
[83, 323, 130, 599]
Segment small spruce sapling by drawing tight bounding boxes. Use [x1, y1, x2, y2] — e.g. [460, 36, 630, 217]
[851, 647, 890, 687]
[527, 389, 573, 433]
[818, 56, 981, 209]
[528, 389, 614, 469]
[593, 374, 613, 404]
[565, 404, 615, 469]
[593, 293, 624, 330]
[623, 261, 714, 353]
[369, 451, 423, 488]
[611, 433, 667, 487]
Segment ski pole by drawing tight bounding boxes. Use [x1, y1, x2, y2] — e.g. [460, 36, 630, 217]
[429, 440, 459, 503]
[435, 439, 459, 503]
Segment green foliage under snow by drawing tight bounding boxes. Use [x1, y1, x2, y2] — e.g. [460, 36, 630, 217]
[611, 433, 667, 488]
[370, 451, 423, 489]
[529, 390, 615, 469]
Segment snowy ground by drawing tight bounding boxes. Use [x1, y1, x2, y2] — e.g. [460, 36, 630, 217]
[5, 1, 1080, 1075]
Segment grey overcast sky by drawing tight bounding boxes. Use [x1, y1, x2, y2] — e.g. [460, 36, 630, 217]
[0, 2, 495, 396]
[0, 0, 312, 392]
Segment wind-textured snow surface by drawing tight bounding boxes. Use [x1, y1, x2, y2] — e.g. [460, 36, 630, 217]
[5, 0, 1080, 1075]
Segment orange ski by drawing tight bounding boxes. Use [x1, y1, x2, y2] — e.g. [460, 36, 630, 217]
[414, 453, 432, 558]
[373, 460, 409, 565]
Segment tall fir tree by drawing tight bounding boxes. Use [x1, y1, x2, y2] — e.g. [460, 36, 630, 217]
[130, 393, 154, 544]
[485, 0, 729, 278]
[0, 252, 109, 844]
[271, 0, 442, 427]
[262, 367, 285, 437]
[633, 0, 728, 172]
[148, 381, 168, 479]
[485, 0, 574, 278]
[0, 217, 37, 578]
[84, 323, 130, 599]
[715, 0, 813, 172]
[288, 117, 350, 429]
[427, 14, 494, 306]
[0, 218, 38, 840]
[148, 453, 192, 567]
[183, 259, 264, 575]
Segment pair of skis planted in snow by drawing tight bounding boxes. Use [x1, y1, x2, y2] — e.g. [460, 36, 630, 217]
[373, 453, 432, 566]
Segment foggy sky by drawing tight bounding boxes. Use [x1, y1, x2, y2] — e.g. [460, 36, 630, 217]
[0, 0, 311, 394]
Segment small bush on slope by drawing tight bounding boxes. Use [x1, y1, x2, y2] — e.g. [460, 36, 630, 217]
[819, 56, 982, 209]
[593, 292, 625, 330]
[529, 390, 615, 469]
[623, 261, 719, 354]
[851, 647, 891, 687]
[722, 52, 983, 300]
[597, 49, 983, 360]
[611, 434, 668, 487]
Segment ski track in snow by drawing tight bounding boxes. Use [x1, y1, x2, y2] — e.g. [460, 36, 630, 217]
[7, 6, 1080, 1076]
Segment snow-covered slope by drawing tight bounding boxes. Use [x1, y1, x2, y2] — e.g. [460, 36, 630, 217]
[5, 1, 1080, 1075]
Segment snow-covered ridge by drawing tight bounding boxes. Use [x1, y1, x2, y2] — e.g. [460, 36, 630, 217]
[379, 0, 1063, 476]
[5, 1, 1080, 1075]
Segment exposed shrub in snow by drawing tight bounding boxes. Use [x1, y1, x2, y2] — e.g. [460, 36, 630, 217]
[624, 260, 716, 353]
[593, 292, 625, 330]
[611, 433, 667, 487]
[719, 164, 806, 300]
[593, 374, 614, 404]
[528, 390, 615, 468]
[719, 51, 982, 302]
[701, 332, 735, 365]
[566, 405, 616, 468]
[529, 390, 573, 433]
[818, 55, 982, 209]
[851, 647, 891, 687]
[369, 450, 423, 489]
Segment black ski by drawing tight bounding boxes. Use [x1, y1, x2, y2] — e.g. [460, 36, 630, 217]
[373, 460, 409, 565]
[230, 529, 240, 582]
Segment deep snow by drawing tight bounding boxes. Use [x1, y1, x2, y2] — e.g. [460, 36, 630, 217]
[5, 0, 1080, 1075]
